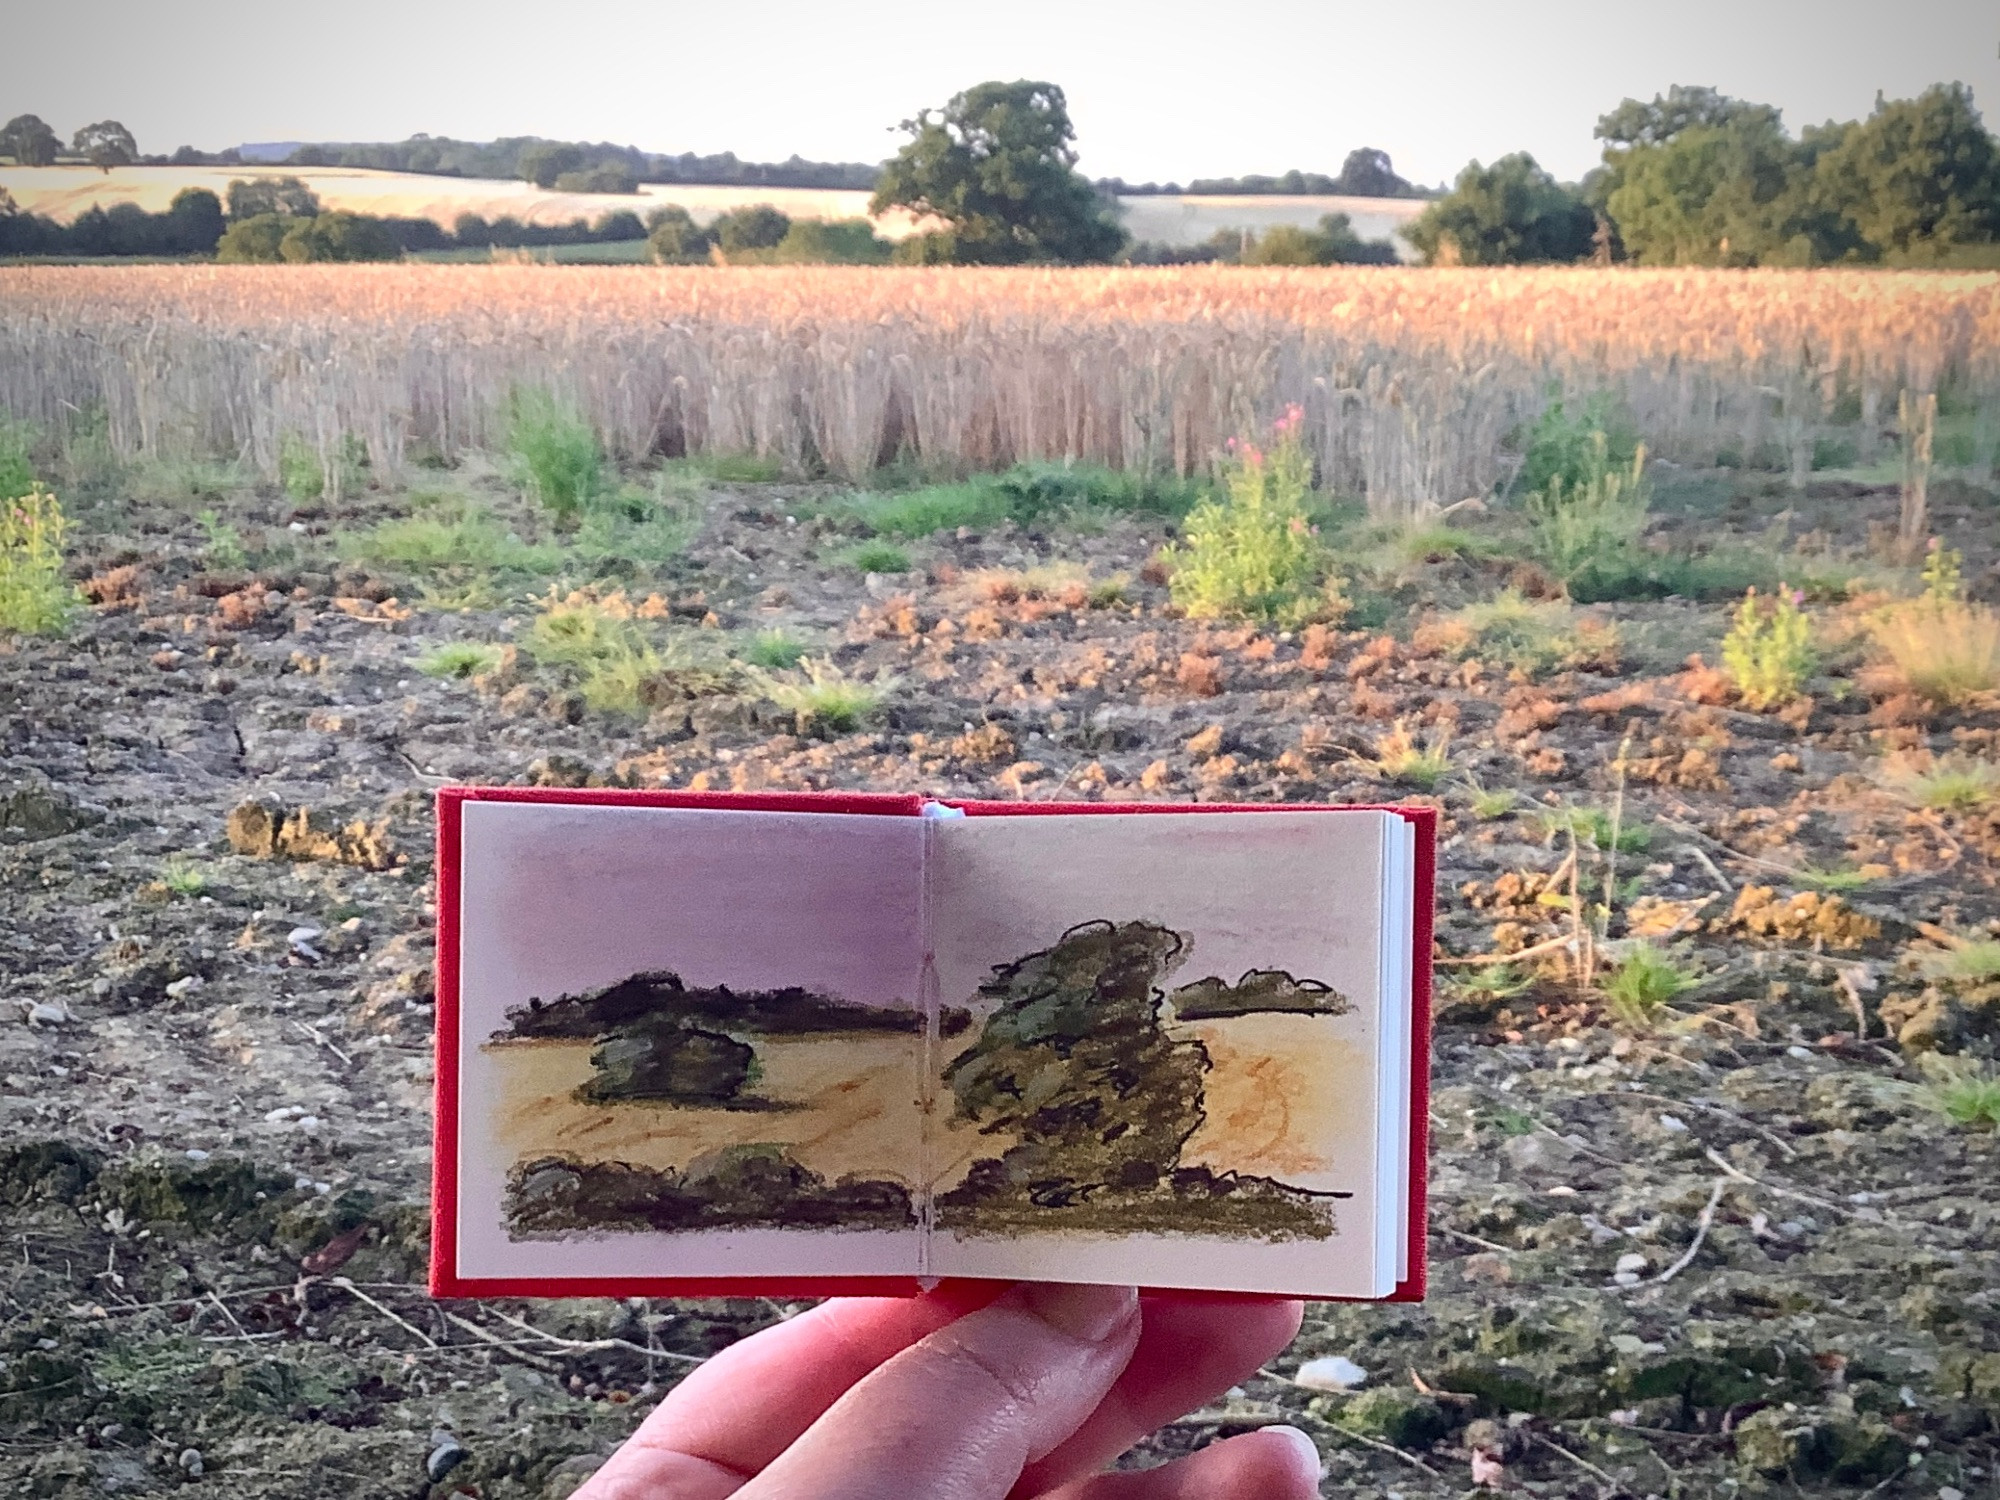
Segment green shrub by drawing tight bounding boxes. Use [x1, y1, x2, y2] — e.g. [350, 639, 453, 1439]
[1722, 586, 1815, 709]
[159, 856, 207, 897]
[506, 390, 601, 521]
[1166, 409, 1335, 625]
[418, 641, 506, 679]
[646, 206, 712, 264]
[842, 540, 912, 574]
[278, 432, 324, 501]
[1602, 943, 1696, 1027]
[1513, 392, 1638, 499]
[196, 509, 246, 569]
[1526, 443, 1650, 583]
[0, 486, 78, 635]
[0, 420, 36, 500]
[712, 205, 792, 254]
[739, 629, 809, 669]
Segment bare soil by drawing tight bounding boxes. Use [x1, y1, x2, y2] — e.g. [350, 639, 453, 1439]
[1, 460, 1996, 1498]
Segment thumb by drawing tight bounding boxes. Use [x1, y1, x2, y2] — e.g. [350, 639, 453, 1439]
[743, 1283, 1142, 1500]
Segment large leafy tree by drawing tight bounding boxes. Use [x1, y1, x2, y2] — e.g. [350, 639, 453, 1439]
[1604, 111, 1810, 265]
[1814, 83, 2000, 259]
[872, 80, 1125, 264]
[1404, 153, 1594, 265]
[72, 120, 137, 173]
[1332, 147, 1415, 198]
[2, 113, 61, 167]
[226, 176, 320, 220]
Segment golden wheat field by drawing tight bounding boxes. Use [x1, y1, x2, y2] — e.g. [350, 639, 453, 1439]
[1, 265, 1995, 512]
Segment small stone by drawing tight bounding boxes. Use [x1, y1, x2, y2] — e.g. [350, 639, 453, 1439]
[1940, 1487, 1966, 1500]
[426, 1437, 467, 1483]
[1615, 1252, 1649, 1275]
[26, 1000, 68, 1026]
[178, 1447, 203, 1476]
[1293, 1355, 1368, 1391]
[184, 1149, 210, 1161]
[164, 976, 203, 998]
[1657, 1113, 1688, 1132]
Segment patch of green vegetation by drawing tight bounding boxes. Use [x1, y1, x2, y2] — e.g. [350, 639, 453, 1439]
[0, 419, 37, 500]
[1511, 390, 1640, 500]
[1919, 939, 2000, 985]
[1601, 942, 1697, 1027]
[0, 486, 79, 636]
[1535, 803, 1650, 854]
[739, 629, 810, 669]
[126, 456, 243, 507]
[1165, 423, 1340, 626]
[1892, 754, 2000, 811]
[841, 539, 913, 574]
[418, 641, 506, 679]
[1526, 443, 1650, 583]
[568, 482, 696, 569]
[1371, 720, 1452, 790]
[344, 506, 561, 576]
[196, 508, 247, 569]
[278, 431, 324, 501]
[1460, 778, 1520, 820]
[665, 452, 785, 484]
[833, 462, 1208, 540]
[1722, 586, 1815, 709]
[1916, 1056, 2000, 1130]
[158, 855, 207, 897]
[1792, 865, 1876, 892]
[749, 657, 890, 734]
[506, 388, 602, 521]
[1441, 589, 1618, 674]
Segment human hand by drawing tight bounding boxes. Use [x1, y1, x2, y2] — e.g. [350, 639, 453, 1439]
[573, 1282, 1319, 1500]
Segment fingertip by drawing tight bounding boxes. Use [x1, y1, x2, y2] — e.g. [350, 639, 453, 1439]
[1259, 1424, 1325, 1487]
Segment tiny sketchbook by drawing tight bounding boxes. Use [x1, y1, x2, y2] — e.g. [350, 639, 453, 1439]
[431, 789, 1434, 1301]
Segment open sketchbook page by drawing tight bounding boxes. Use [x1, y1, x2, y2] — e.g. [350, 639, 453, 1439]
[453, 801, 926, 1282]
[926, 810, 1398, 1298]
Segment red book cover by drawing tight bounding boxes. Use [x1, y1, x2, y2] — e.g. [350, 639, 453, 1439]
[431, 786, 1433, 1303]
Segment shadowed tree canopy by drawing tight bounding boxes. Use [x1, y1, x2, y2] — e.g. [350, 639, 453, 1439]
[1404, 153, 1594, 265]
[226, 176, 321, 220]
[2, 114, 61, 167]
[71, 120, 136, 173]
[1333, 147, 1414, 198]
[1814, 83, 2000, 259]
[872, 80, 1126, 264]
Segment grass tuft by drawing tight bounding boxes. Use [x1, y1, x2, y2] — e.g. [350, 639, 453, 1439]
[1881, 752, 2000, 811]
[1918, 938, 2000, 986]
[1371, 719, 1452, 789]
[1601, 942, 1697, 1027]
[1916, 1056, 2000, 1130]
[1460, 778, 1520, 820]
[750, 657, 891, 734]
[738, 629, 810, 669]
[159, 856, 208, 897]
[841, 540, 913, 574]
[1534, 803, 1651, 854]
[507, 389, 602, 521]
[1868, 599, 2000, 707]
[418, 641, 507, 679]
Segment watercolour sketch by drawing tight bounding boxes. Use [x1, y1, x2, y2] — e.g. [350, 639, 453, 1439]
[454, 801, 1397, 1294]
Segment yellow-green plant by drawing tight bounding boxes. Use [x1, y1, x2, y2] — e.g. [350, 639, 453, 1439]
[1883, 752, 2000, 811]
[159, 856, 208, 897]
[1921, 539, 1963, 604]
[0, 486, 79, 635]
[1721, 585, 1814, 709]
[1524, 441, 1650, 581]
[419, 641, 507, 679]
[1869, 598, 2000, 707]
[749, 657, 891, 734]
[528, 590, 663, 717]
[1167, 408, 1336, 625]
[1371, 719, 1452, 789]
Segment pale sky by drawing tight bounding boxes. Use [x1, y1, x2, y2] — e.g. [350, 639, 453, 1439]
[7, 0, 1995, 187]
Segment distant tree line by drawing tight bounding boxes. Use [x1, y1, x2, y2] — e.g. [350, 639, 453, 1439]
[1122, 213, 1399, 266]
[1102, 148, 1431, 198]
[1408, 82, 2000, 267]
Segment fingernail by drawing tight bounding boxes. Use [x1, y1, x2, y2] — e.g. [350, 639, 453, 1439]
[1020, 1282, 1138, 1342]
[1265, 1424, 1324, 1481]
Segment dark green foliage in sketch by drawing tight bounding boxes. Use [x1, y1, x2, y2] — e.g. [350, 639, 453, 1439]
[937, 920, 1341, 1241]
[507, 1145, 916, 1234]
[499, 969, 970, 1041]
[1169, 970, 1351, 1021]
[578, 1023, 759, 1106]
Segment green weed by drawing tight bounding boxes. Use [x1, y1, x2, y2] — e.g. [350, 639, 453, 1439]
[527, 591, 664, 717]
[1526, 443, 1650, 584]
[1601, 942, 1697, 1027]
[418, 641, 507, 679]
[668, 452, 784, 484]
[1512, 391, 1639, 500]
[750, 657, 890, 734]
[197, 509, 247, 570]
[1371, 719, 1451, 789]
[159, 856, 208, 897]
[1460, 778, 1520, 820]
[570, 482, 696, 567]
[1722, 586, 1815, 710]
[842, 540, 912, 574]
[1535, 803, 1650, 854]
[0, 487, 79, 635]
[507, 389, 602, 521]
[278, 432, 325, 501]
[739, 629, 810, 669]
[0, 419, 36, 500]
[1437, 589, 1618, 674]
[1918, 939, 2000, 985]
[1916, 1056, 2000, 1130]
[1792, 864, 1877, 892]
[345, 508, 559, 576]
[1881, 752, 1999, 811]
[1166, 412, 1335, 625]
